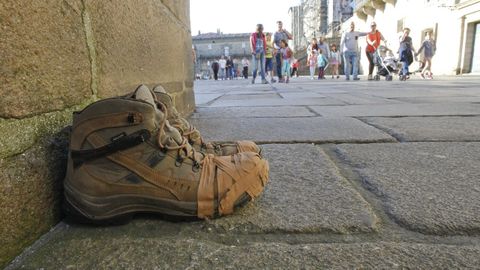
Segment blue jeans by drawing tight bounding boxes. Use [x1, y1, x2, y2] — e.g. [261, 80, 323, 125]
[219, 68, 226, 80]
[275, 52, 283, 79]
[252, 53, 266, 80]
[343, 51, 359, 79]
[401, 61, 409, 76]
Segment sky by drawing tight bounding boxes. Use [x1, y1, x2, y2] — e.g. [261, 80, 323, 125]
[190, 0, 301, 35]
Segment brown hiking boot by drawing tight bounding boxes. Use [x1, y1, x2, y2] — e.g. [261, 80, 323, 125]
[64, 85, 269, 223]
[152, 85, 261, 156]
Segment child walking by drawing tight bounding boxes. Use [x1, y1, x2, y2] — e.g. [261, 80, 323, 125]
[317, 48, 329, 80]
[280, 39, 293, 83]
[307, 48, 317, 80]
[329, 44, 341, 79]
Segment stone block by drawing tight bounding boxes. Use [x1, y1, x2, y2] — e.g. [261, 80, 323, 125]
[85, 0, 194, 115]
[212, 144, 379, 233]
[360, 116, 480, 142]
[11, 230, 480, 269]
[188, 117, 395, 143]
[160, 0, 190, 26]
[0, 0, 91, 118]
[336, 142, 480, 235]
[0, 108, 80, 159]
[191, 106, 317, 118]
[0, 131, 69, 267]
[310, 103, 480, 117]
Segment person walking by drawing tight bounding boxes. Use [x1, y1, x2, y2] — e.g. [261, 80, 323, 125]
[317, 36, 330, 64]
[366, 21, 386, 80]
[291, 59, 299, 77]
[308, 48, 318, 80]
[250, 23, 268, 84]
[399, 27, 416, 80]
[226, 56, 234, 80]
[317, 48, 329, 80]
[307, 38, 319, 55]
[211, 59, 220, 80]
[330, 44, 341, 79]
[273, 21, 293, 83]
[416, 31, 436, 79]
[265, 32, 276, 83]
[340, 21, 367, 80]
[280, 39, 293, 83]
[241, 57, 250, 79]
[218, 56, 227, 80]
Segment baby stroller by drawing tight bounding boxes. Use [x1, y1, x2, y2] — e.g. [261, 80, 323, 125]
[372, 45, 399, 81]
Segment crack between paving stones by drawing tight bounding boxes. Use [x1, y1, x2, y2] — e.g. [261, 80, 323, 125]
[354, 117, 404, 142]
[305, 106, 322, 116]
[204, 94, 226, 106]
[207, 139, 397, 146]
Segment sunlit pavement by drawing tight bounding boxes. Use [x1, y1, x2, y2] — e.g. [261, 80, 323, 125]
[9, 75, 480, 269]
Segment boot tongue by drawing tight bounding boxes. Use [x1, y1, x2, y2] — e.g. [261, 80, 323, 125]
[133, 85, 156, 106]
[153, 85, 181, 119]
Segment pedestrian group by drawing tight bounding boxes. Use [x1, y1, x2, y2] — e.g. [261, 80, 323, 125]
[209, 20, 436, 83]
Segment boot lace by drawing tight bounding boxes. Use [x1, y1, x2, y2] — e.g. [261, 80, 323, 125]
[154, 100, 204, 172]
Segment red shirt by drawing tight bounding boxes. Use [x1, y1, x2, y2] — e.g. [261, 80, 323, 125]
[366, 31, 382, 53]
[250, 32, 267, 54]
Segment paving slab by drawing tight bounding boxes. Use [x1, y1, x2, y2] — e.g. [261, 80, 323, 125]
[278, 92, 327, 99]
[336, 142, 480, 235]
[12, 233, 480, 269]
[361, 116, 480, 141]
[310, 103, 480, 117]
[322, 93, 403, 105]
[191, 106, 317, 118]
[212, 144, 378, 233]
[193, 81, 249, 93]
[359, 88, 478, 99]
[215, 93, 281, 101]
[392, 96, 480, 104]
[207, 97, 346, 107]
[188, 117, 395, 143]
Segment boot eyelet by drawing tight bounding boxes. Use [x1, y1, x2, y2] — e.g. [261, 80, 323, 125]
[192, 161, 200, 172]
[175, 156, 184, 167]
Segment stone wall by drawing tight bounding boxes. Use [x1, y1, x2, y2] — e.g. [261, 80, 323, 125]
[0, 0, 193, 266]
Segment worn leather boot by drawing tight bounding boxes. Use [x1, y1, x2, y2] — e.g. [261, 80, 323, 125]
[64, 85, 269, 223]
[152, 85, 261, 156]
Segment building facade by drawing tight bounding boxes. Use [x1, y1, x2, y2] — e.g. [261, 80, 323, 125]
[192, 32, 251, 78]
[290, 0, 355, 51]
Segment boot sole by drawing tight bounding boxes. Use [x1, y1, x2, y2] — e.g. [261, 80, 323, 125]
[64, 183, 252, 224]
[64, 183, 198, 223]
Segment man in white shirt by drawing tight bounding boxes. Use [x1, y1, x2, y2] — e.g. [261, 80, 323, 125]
[218, 56, 227, 80]
[340, 21, 367, 80]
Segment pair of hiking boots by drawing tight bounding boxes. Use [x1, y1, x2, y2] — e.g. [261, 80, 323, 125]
[64, 85, 269, 223]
